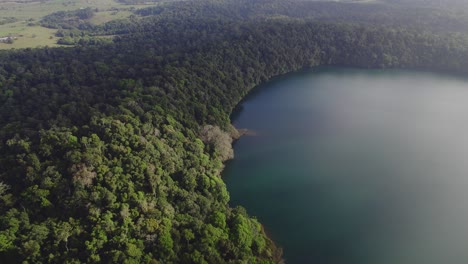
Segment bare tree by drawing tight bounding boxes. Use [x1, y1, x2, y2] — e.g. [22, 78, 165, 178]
[200, 125, 234, 161]
[70, 164, 96, 187]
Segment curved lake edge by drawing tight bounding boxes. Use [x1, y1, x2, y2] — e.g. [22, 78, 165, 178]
[230, 65, 468, 122]
[229, 65, 468, 142]
[222, 65, 468, 263]
[225, 66, 354, 263]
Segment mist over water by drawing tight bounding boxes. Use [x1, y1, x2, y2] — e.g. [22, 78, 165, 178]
[223, 67, 468, 264]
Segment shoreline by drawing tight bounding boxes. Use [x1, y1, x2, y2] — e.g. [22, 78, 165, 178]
[226, 126, 284, 263]
[223, 65, 468, 264]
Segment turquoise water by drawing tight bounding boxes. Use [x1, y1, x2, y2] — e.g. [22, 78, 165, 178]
[223, 67, 468, 264]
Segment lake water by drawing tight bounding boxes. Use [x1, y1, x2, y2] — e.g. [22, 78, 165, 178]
[223, 67, 468, 264]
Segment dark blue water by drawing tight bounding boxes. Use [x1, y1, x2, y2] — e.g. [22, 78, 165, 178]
[223, 67, 468, 264]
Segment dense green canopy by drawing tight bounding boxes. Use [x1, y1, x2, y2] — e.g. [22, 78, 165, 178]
[1, 0, 468, 263]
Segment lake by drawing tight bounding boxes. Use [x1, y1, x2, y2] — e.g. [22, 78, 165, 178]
[223, 67, 468, 264]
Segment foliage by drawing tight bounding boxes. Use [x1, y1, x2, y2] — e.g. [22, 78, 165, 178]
[0, 0, 468, 263]
[41, 7, 95, 30]
[200, 125, 234, 162]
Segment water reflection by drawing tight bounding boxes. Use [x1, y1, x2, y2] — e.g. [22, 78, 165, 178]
[224, 68, 468, 264]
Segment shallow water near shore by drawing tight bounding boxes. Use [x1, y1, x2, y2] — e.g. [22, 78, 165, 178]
[223, 67, 468, 264]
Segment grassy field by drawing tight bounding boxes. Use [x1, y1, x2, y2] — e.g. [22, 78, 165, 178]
[0, 0, 159, 49]
[0, 0, 122, 20]
[0, 25, 61, 50]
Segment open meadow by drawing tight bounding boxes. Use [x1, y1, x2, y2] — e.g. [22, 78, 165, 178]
[0, 0, 157, 49]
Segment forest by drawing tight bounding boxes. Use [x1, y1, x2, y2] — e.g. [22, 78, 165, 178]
[1, 0, 468, 263]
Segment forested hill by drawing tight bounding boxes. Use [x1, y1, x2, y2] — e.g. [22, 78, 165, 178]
[1, 1, 468, 263]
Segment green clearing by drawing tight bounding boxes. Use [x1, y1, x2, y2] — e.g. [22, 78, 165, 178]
[0, 26, 61, 50]
[0, 0, 158, 49]
[0, 0, 124, 21]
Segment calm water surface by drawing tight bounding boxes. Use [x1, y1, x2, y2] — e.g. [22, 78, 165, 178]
[223, 67, 468, 264]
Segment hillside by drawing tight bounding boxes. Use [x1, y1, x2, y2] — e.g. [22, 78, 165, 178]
[1, 0, 468, 263]
[2, 0, 468, 49]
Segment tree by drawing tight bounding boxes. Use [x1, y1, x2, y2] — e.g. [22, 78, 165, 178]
[200, 125, 234, 161]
